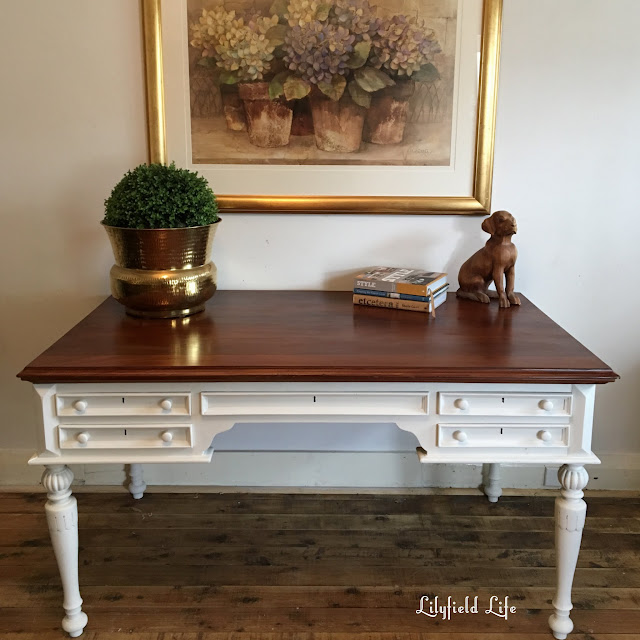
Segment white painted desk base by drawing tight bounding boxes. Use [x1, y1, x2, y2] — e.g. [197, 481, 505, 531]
[30, 381, 600, 639]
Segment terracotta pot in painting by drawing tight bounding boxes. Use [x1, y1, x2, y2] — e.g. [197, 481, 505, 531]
[238, 82, 293, 148]
[309, 90, 365, 153]
[220, 85, 246, 132]
[289, 97, 314, 136]
[364, 79, 415, 145]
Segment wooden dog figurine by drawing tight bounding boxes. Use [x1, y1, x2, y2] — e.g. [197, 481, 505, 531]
[457, 210, 521, 308]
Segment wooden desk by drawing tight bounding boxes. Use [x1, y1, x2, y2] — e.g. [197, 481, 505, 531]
[18, 291, 617, 638]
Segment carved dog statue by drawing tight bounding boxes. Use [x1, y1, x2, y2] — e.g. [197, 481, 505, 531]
[457, 210, 521, 308]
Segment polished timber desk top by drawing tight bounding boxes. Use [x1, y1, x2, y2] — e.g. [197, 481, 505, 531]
[18, 291, 617, 639]
[18, 291, 616, 384]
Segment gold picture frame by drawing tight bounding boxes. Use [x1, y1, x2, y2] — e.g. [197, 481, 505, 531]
[142, 0, 502, 215]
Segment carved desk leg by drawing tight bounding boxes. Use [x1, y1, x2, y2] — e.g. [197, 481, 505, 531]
[483, 463, 502, 503]
[548, 464, 588, 639]
[128, 463, 146, 499]
[42, 465, 88, 637]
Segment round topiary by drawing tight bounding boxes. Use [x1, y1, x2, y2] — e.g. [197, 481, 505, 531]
[102, 162, 219, 229]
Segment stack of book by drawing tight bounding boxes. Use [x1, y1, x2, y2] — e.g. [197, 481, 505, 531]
[353, 267, 449, 314]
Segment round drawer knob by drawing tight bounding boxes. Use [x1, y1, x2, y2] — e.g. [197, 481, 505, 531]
[453, 430, 468, 443]
[73, 400, 88, 413]
[454, 398, 469, 411]
[159, 398, 173, 411]
[537, 430, 552, 442]
[76, 432, 90, 445]
[539, 399, 554, 412]
[160, 431, 173, 443]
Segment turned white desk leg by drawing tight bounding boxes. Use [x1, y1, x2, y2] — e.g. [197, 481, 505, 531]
[128, 463, 146, 499]
[483, 463, 502, 503]
[548, 464, 588, 640]
[42, 465, 88, 638]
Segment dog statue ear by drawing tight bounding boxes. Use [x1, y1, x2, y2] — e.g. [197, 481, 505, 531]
[481, 215, 496, 235]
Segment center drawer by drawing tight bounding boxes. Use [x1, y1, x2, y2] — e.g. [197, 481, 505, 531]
[58, 424, 193, 449]
[201, 392, 428, 415]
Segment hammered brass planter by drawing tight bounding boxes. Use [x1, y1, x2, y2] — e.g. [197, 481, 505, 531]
[103, 221, 220, 318]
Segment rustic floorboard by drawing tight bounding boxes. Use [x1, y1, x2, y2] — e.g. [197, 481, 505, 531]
[0, 492, 638, 639]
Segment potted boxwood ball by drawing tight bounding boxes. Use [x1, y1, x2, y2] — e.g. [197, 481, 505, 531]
[102, 162, 220, 318]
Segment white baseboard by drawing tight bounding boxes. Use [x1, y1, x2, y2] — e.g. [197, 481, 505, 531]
[2, 449, 639, 490]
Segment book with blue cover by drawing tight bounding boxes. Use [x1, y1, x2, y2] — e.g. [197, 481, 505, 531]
[353, 282, 449, 302]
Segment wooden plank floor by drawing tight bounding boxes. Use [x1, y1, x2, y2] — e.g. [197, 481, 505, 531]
[1, 491, 639, 639]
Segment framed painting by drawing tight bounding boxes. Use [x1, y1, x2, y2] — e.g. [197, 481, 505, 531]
[142, 0, 502, 214]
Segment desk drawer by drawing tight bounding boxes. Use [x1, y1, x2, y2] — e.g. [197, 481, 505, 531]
[56, 393, 191, 417]
[58, 424, 192, 449]
[437, 392, 571, 417]
[201, 392, 428, 415]
[437, 423, 567, 448]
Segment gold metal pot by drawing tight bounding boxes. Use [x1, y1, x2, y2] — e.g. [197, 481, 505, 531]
[103, 221, 220, 318]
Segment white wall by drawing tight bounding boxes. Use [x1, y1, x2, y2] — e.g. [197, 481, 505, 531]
[1, 0, 639, 488]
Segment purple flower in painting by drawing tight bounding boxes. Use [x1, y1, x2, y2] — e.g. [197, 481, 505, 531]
[330, 0, 381, 42]
[284, 21, 356, 85]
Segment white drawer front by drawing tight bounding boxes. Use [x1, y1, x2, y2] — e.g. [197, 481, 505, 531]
[58, 424, 193, 449]
[437, 392, 572, 417]
[56, 393, 191, 417]
[437, 423, 567, 448]
[201, 392, 428, 416]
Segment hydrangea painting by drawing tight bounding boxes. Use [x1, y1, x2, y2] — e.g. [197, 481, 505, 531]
[187, 0, 458, 166]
